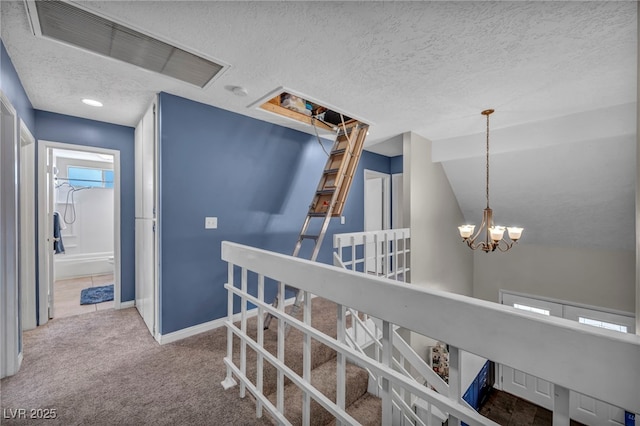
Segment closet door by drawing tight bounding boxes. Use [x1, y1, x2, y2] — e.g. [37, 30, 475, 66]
[135, 99, 158, 338]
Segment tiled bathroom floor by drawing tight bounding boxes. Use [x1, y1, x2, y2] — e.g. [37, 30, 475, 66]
[53, 274, 115, 319]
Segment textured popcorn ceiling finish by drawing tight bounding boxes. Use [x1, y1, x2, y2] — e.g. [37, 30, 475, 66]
[1, 1, 637, 250]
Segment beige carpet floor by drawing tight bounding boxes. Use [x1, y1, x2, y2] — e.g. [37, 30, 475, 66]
[0, 308, 272, 425]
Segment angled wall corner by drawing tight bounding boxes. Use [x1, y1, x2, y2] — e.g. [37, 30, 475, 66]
[403, 131, 473, 296]
[636, 0, 640, 336]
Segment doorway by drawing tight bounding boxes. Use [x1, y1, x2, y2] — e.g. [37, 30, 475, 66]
[37, 141, 121, 324]
[364, 170, 391, 274]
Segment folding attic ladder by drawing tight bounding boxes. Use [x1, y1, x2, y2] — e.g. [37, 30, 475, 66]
[264, 119, 369, 329]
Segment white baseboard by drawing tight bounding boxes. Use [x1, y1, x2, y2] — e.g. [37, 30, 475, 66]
[157, 296, 295, 345]
[119, 300, 135, 309]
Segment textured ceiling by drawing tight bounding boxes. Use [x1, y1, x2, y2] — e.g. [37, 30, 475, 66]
[1, 1, 637, 250]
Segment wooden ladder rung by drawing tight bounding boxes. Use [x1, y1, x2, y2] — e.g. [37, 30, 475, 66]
[316, 189, 335, 195]
[300, 234, 319, 240]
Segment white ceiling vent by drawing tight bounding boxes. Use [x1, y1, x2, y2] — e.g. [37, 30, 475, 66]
[25, 0, 227, 88]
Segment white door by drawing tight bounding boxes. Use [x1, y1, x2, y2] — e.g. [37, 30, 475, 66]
[364, 170, 390, 275]
[501, 292, 635, 425]
[564, 305, 633, 426]
[135, 101, 157, 337]
[500, 293, 563, 410]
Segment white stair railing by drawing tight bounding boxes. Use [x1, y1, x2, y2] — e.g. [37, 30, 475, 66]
[334, 229, 450, 424]
[221, 241, 640, 426]
[334, 228, 410, 281]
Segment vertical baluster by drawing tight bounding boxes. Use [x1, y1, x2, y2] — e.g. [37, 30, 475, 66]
[381, 320, 393, 425]
[353, 307, 359, 344]
[374, 234, 379, 275]
[277, 281, 285, 414]
[302, 290, 311, 425]
[363, 234, 368, 274]
[350, 236, 356, 271]
[222, 262, 237, 389]
[256, 274, 264, 418]
[393, 231, 399, 281]
[240, 267, 247, 398]
[403, 232, 408, 283]
[384, 232, 390, 278]
[336, 303, 347, 426]
[448, 345, 461, 426]
[553, 385, 570, 426]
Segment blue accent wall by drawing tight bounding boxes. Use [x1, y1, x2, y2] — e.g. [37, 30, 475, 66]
[390, 155, 403, 174]
[35, 111, 136, 303]
[0, 40, 35, 132]
[158, 92, 390, 334]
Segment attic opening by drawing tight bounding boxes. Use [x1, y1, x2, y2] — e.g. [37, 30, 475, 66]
[25, 0, 228, 88]
[258, 90, 361, 132]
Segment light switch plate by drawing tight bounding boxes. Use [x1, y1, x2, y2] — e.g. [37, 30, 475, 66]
[205, 217, 217, 229]
[340, 216, 346, 225]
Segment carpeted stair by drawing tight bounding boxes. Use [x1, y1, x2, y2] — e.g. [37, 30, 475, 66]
[231, 297, 381, 425]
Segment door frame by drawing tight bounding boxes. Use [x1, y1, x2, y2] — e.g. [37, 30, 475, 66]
[37, 140, 122, 325]
[20, 121, 36, 330]
[364, 169, 391, 231]
[1, 90, 22, 378]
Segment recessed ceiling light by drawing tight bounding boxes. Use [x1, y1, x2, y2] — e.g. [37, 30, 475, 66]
[82, 98, 103, 107]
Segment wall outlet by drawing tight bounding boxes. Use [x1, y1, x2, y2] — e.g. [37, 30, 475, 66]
[340, 216, 346, 225]
[205, 217, 217, 229]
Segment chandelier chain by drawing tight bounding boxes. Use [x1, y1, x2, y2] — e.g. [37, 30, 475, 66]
[485, 111, 490, 209]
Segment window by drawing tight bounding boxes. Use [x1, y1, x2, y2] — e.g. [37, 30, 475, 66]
[578, 317, 628, 333]
[513, 303, 550, 316]
[68, 166, 113, 188]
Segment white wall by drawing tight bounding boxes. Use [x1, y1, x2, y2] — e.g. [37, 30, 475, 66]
[53, 157, 114, 279]
[636, 0, 640, 335]
[403, 132, 473, 295]
[473, 243, 635, 313]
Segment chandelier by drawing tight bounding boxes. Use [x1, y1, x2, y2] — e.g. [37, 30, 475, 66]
[458, 109, 523, 252]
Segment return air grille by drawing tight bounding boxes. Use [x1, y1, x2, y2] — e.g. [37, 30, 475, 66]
[31, 0, 225, 88]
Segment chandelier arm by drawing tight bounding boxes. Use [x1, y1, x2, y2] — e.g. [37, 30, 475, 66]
[496, 239, 514, 252]
[467, 210, 488, 245]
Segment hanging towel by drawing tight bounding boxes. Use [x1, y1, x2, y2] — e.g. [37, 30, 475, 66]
[53, 212, 65, 254]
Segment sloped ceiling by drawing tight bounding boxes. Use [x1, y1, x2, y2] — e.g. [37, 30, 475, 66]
[1, 1, 637, 250]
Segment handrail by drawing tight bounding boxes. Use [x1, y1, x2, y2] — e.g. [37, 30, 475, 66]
[223, 280, 495, 425]
[222, 241, 640, 414]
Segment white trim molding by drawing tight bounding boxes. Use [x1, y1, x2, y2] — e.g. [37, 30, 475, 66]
[1, 90, 22, 378]
[157, 297, 295, 345]
[37, 140, 122, 325]
[119, 300, 135, 309]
